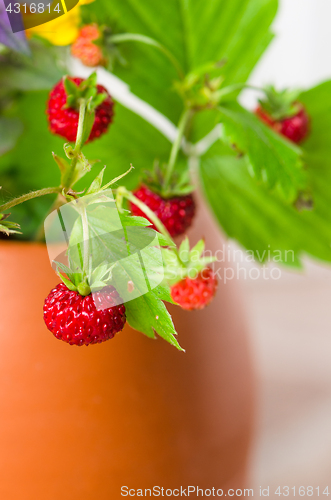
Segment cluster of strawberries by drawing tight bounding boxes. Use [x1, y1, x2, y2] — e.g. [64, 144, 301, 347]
[44, 43, 309, 346]
[45, 72, 217, 346]
[71, 24, 104, 67]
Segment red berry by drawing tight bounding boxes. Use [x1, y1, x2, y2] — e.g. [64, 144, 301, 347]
[170, 267, 217, 311]
[43, 283, 126, 346]
[256, 104, 309, 144]
[71, 38, 104, 67]
[130, 185, 196, 238]
[279, 107, 310, 144]
[79, 24, 100, 42]
[46, 77, 114, 143]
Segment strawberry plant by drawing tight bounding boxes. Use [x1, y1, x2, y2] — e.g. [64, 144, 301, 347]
[1, 0, 331, 347]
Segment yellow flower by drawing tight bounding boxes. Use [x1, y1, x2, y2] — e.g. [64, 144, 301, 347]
[25, 0, 95, 47]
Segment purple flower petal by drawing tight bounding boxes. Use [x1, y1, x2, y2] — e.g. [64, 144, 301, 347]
[0, 0, 30, 54]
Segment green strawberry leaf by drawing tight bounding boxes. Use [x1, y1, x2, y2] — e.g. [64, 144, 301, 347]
[88, 0, 277, 124]
[199, 154, 331, 265]
[118, 212, 151, 227]
[152, 282, 176, 304]
[218, 102, 306, 201]
[300, 80, 331, 167]
[125, 287, 183, 350]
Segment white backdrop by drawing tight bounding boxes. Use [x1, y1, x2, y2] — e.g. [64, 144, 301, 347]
[249, 0, 331, 91]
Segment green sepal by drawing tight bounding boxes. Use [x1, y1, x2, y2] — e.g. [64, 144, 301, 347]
[178, 237, 190, 263]
[189, 239, 205, 258]
[77, 281, 91, 296]
[55, 260, 103, 297]
[89, 93, 106, 109]
[57, 270, 78, 292]
[259, 85, 303, 120]
[63, 72, 107, 112]
[141, 160, 194, 198]
[0, 213, 22, 235]
[161, 237, 216, 286]
[63, 77, 80, 108]
[54, 261, 80, 286]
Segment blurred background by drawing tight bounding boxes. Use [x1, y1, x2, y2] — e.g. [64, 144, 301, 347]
[241, 0, 331, 491]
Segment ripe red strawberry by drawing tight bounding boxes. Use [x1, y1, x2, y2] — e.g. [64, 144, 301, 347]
[130, 184, 196, 237]
[43, 283, 126, 346]
[255, 86, 309, 144]
[170, 267, 217, 311]
[71, 38, 104, 67]
[46, 77, 114, 143]
[256, 105, 309, 144]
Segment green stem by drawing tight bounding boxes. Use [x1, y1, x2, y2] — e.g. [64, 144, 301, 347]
[74, 100, 87, 153]
[117, 187, 175, 248]
[0, 187, 61, 212]
[163, 108, 192, 190]
[63, 99, 87, 189]
[108, 33, 184, 80]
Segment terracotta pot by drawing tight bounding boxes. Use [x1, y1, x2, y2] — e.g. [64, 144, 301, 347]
[0, 202, 255, 499]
